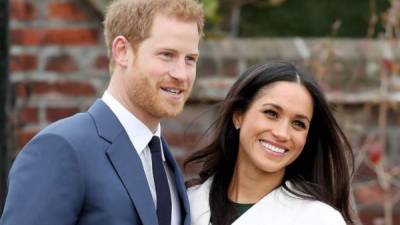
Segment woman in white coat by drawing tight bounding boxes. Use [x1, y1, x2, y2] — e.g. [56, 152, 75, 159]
[185, 62, 354, 225]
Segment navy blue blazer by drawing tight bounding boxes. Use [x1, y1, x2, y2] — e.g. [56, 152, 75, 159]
[0, 100, 190, 225]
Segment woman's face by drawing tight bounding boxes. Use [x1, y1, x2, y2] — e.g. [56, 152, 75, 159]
[233, 81, 314, 179]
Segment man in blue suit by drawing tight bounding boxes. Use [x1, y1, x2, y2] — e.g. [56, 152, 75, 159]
[0, 0, 204, 224]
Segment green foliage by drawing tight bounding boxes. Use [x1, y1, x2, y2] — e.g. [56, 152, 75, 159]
[203, 0, 391, 37]
[202, 0, 220, 24]
[200, 0, 223, 38]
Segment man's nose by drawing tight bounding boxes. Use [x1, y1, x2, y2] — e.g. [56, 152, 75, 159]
[169, 59, 187, 80]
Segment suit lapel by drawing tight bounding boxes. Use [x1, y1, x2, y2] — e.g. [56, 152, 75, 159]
[161, 137, 191, 225]
[88, 100, 158, 225]
[106, 135, 158, 225]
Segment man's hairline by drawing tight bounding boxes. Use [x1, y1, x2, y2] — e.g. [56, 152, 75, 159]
[109, 13, 201, 74]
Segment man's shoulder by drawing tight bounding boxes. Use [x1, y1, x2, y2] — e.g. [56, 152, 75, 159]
[41, 112, 94, 136]
[28, 111, 99, 149]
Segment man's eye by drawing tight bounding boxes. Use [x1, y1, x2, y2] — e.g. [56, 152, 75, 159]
[160, 52, 173, 59]
[185, 56, 197, 65]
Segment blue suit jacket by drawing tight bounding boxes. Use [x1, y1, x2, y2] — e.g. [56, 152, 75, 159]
[0, 100, 191, 225]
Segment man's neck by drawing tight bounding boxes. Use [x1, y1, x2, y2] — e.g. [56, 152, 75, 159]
[106, 86, 160, 133]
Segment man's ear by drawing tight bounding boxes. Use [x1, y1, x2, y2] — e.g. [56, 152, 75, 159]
[232, 111, 243, 130]
[111, 35, 133, 68]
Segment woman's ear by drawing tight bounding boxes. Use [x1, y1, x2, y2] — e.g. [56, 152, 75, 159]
[111, 35, 133, 68]
[232, 112, 242, 130]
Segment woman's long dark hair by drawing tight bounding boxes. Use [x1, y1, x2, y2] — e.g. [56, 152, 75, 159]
[184, 62, 354, 225]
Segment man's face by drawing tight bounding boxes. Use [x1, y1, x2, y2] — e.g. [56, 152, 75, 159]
[124, 14, 200, 125]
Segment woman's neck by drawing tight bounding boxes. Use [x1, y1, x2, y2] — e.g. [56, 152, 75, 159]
[228, 162, 284, 204]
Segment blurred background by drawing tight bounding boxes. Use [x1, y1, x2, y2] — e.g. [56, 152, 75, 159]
[0, 0, 399, 224]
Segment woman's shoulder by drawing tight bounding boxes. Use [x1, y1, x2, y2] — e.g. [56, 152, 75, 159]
[187, 177, 213, 196]
[294, 200, 346, 225]
[233, 185, 346, 225]
[286, 198, 346, 225]
[187, 177, 213, 225]
[278, 186, 347, 225]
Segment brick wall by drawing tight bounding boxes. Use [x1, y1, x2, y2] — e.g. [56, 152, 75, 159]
[9, 0, 108, 153]
[8, 0, 400, 224]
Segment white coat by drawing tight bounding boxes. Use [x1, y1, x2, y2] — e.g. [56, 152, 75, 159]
[188, 177, 347, 225]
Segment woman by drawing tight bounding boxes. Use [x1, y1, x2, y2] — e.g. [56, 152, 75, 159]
[185, 62, 354, 225]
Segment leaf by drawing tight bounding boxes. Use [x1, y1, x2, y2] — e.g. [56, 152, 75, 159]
[201, 0, 220, 24]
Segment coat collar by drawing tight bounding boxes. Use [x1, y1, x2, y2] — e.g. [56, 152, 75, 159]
[187, 177, 213, 225]
[88, 100, 190, 225]
[189, 177, 345, 225]
[88, 100, 158, 225]
[232, 182, 305, 225]
[88, 99, 124, 142]
[161, 138, 191, 225]
[188, 177, 306, 225]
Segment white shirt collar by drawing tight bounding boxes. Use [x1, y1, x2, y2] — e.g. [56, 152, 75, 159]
[101, 91, 163, 159]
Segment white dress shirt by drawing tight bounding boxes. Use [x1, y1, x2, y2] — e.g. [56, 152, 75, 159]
[102, 91, 181, 225]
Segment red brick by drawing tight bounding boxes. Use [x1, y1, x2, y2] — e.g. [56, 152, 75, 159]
[48, 2, 89, 21]
[95, 55, 109, 70]
[163, 131, 202, 149]
[45, 55, 78, 73]
[21, 81, 52, 95]
[10, 29, 42, 46]
[54, 81, 97, 96]
[45, 29, 99, 45]
[10, 54, 38, 72]
[16, 129, 38, 149]
[10, 0, 35, 20]
[46, 107, 80, 122]
[15, 82, 30, 97]
[18, 107, 38, 124]
[222, 58, 238, 77]
[16, 81, 97, 96]
[11, 28, 99, 46]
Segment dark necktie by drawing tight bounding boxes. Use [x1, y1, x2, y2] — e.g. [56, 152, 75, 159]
[148, 136, 172, 225]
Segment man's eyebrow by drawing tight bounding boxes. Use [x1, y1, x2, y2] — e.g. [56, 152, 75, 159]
[158, 48, 199, 55]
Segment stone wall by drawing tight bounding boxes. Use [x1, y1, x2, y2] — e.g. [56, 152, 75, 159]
[8, 0, 400, 224]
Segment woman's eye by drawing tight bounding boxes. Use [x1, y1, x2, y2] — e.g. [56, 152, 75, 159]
[264, 110, 277, 118]
[292, 120, 306, 129]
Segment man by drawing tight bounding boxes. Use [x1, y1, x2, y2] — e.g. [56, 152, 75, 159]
[0, 0, 204, 224]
